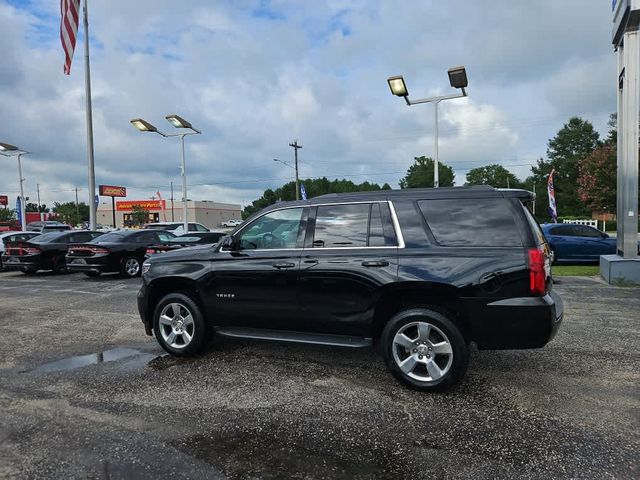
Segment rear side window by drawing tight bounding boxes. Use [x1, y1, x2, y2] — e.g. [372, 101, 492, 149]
[418, 198, 522, 247]
[313, 203, 397, 248]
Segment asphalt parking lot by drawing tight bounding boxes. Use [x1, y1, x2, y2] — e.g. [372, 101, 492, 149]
[0, 270, 638, 479]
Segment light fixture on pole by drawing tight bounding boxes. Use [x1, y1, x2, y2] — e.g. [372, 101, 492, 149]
[387, 66, 469, 188]
[0, 142, 29, 230]
[130, 115, 201, 233]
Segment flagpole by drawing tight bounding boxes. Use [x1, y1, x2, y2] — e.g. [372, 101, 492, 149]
[83, 0, 97, 230]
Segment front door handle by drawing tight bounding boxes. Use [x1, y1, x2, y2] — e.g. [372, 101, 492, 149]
[361, 260, 390, 267]
[272, 262, 296, 269]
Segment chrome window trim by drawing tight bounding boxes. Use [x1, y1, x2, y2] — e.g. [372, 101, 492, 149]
[221, 200, 405, 252]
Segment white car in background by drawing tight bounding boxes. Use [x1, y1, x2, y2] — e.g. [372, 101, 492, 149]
[143, 222, 210, 235]
[221, 219, 243, 228]
[0, 231, 41, 270]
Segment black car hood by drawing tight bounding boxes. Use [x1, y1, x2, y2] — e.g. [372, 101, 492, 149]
[147, 243, 216, 263]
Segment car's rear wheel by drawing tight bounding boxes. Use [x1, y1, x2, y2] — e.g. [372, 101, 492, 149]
[52, 256, 66, 274]
[121, 256, 141, 278]
[382, 308, 468, 392]
[153, 292, 210, 356]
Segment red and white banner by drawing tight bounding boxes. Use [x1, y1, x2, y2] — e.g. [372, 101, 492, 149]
[60, 0, 81, 75]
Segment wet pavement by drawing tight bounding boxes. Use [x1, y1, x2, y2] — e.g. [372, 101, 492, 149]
[0, 270, 638, 479]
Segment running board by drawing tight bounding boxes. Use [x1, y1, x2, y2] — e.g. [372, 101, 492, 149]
[215, 327, 372, 348]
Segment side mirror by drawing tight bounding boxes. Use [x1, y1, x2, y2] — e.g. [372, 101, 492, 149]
[602, 232, 609, 239]
[220, 235, 234, 250]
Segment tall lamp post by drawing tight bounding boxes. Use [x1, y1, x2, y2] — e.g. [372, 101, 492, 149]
[0, 142, 29, 230]
[131, 115, 201, 233]
[387, 66, 469, 188]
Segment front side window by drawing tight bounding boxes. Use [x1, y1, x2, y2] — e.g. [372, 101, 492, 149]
[574, 226, 602, 238]
[237, 208, 303, 250]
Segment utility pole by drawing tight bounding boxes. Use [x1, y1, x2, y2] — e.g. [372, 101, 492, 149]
[289, 140, 302, 200]
[36, 183, 41, 220]
[170, 181, 175, 221]
[75, 187, 80, 226]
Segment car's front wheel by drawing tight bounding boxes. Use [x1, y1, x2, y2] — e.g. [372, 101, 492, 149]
[382, 308, 468, 392]
[153, 292, 210, 356]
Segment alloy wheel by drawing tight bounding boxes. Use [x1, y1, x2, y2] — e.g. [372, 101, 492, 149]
[392, 321, 453, 383]
[125, 258, 140, 276]
[158, 302, 195, 349]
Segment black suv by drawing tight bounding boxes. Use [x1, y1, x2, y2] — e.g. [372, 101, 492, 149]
[137, 186, 563, 391]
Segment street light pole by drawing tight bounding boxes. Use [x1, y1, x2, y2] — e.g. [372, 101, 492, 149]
[0, 143, 29, 230]
[17, 153, 27, 230]
[388, 67, 469, 188]
[130, 115, 200, 233]
[180, 134, 188, 233]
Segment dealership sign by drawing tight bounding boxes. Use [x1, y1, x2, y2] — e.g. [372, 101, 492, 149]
[0, 195, 7, 206]
[99, 185, 127, 197]
[116, 200, 166, 211]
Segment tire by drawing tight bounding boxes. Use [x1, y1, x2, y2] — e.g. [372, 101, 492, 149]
[52, 256, 66, 274]
[381, 308, 468, 392]
[121, 256, 142, 278]
[153, 292, 210, 356]
[84, 271, 100, 277]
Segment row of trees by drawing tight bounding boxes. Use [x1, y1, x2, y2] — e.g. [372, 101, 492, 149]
[243, 115, 624, 220]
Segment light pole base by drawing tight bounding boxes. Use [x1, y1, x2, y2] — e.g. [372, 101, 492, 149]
[600, 254, 640, 285]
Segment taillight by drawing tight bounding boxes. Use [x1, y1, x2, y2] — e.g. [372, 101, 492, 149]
[24, 246, 41, 254]
[528, 247, 547, 296]
[90, 247, 109, 254]
[146, 248, 156, 255]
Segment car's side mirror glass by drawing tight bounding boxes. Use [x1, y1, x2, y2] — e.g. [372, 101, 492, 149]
[220, 235, 235, 250]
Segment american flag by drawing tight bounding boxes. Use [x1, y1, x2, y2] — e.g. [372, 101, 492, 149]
[547, 168, 558, 223]
[60, 0, 81, 75]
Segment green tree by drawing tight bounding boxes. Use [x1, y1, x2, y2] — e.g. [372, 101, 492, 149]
[530, 117, 600, 217]
[53, 201, 89, 225]
[243, 178, 392, 218]
[577, 144, 617, 214]
[399, 156, 455, 189]
[465, 164, 521, 188]
[130, 205, 150, 226]
[25, 203, 49, 213]
[0, 208, 16, 222]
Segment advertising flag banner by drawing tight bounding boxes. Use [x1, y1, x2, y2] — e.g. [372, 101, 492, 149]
[300, 183, 307, 201]
[547, 169, 558, 223]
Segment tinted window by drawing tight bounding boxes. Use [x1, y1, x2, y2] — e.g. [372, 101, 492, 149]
[418, 198, 522, 247]
[238, 208, 303, 250]
[31, 232, 67, 243]
[135, 232, 159, 243]
[157, 232, 175, 242]
[573, 226, 603, 238]
[95, 232, 128, 242]
[195, 224, 208, 232]
[368, 203, 386, 247]
[314, 204, 369, 247]
[549, 226, 576, 236]
[69, 232, 93, 243]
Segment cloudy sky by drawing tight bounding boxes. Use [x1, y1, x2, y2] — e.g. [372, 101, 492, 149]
[1, 0, 616, 209]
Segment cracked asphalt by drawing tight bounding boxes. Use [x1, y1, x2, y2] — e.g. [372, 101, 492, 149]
[0, 270, 638, 479]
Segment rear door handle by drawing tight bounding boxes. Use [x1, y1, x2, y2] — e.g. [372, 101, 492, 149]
[361, 260, 390, 267]
[272, 262, 296, 269]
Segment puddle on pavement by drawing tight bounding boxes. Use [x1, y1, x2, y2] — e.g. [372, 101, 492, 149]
[174, 430, 403, 479]
[25, 347, 162, 374]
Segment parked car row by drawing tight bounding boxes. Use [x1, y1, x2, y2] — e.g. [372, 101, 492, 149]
[0, 229, 224, 277]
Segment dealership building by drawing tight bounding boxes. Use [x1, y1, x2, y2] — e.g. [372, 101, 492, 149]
[97, 199, 242, 229]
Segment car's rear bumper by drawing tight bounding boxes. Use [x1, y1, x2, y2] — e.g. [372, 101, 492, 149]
[471, 290, 564, 350]
[0, 254, 40, 271]
[65, 255, 113, 273]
